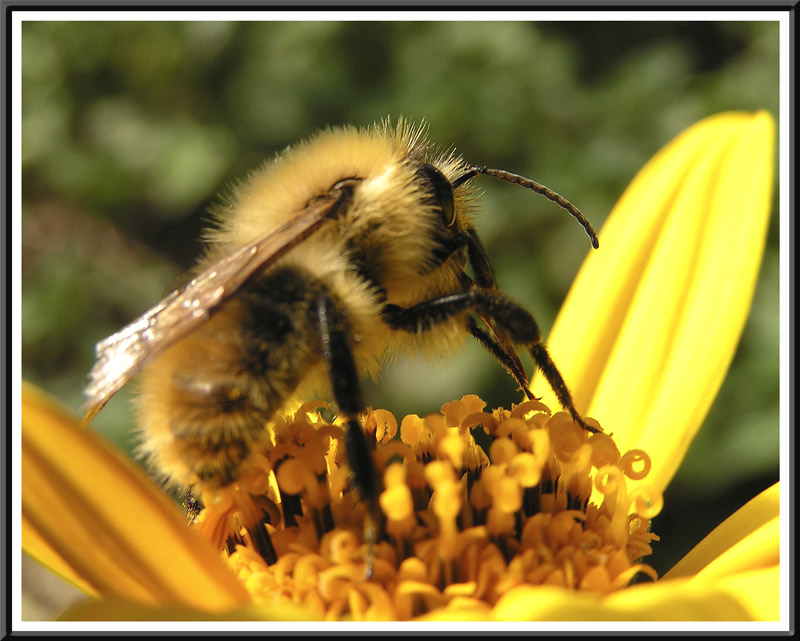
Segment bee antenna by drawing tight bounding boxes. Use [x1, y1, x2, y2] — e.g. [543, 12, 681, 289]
[454, 166, 599, 249]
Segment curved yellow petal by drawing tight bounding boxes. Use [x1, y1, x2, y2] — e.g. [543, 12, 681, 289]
[488, 567, 778, 621]
[417, 607, 494, 622]
[22, 515, 98, 598]
[534, 111, 775, 491]
[488, 580, 753, 621]
[712, 565, 781, 622]
[59, 598, 313, 622]
[665, 483, 779, 580]
[605, 568, 779, 622]
[487, 586, 611, 621]
[21, 381, 249, 612]
[692, 516, 779, 581]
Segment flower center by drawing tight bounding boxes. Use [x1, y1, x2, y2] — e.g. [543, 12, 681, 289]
[191, 395, 661, 620]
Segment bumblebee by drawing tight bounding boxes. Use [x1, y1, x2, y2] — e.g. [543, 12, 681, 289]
[84, 118, 598, 559]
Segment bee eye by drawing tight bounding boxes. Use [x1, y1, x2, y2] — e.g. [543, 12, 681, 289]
[417, 163, 456, 227]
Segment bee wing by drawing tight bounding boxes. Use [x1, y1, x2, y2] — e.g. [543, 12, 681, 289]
[83, 195, 340, 421]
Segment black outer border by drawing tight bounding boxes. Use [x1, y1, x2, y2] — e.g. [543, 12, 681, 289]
[1, 1, 795, 637]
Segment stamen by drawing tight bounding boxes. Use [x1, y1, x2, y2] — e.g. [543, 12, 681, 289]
[188, 396, 661, 619]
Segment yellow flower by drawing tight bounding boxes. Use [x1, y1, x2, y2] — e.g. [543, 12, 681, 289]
[20, 111, 779, 624]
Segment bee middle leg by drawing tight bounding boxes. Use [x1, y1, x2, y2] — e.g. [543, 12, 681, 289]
[382, 291, 599, 433]
[316, 293, 381, 576]
[316, 294, 381, 502]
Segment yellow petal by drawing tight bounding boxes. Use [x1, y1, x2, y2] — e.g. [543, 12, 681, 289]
[534, 111, 775, 491]
[59, 598, 313, 621]
[489, 568, 778, 621]
[665, 482, 779, 580]
[712, 565, 781, 622]
[692, 517, 779, 581]
[21, 381, 248, 612]
[22, 514, 98, 598]
[489, 580, 755, 621]
[605, 569, 778, 622]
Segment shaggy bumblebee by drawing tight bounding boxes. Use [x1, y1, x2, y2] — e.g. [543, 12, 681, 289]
[84, 119, 599, 561]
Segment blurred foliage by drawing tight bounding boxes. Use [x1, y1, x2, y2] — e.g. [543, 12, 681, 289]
[21, 20, 779, 575]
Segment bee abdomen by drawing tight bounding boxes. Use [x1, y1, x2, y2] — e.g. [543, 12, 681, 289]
[176, 434, 251, 487]
[138, 265, 335, 491]
[167, 379, 270, 487]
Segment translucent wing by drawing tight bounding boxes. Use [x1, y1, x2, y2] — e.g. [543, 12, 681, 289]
[83, 194, 343, 421]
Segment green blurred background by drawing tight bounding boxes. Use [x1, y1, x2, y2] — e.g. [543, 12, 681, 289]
[20, 19, 780, 612]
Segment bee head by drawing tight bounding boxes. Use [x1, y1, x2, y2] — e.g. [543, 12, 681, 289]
[416, 163, 457, 229]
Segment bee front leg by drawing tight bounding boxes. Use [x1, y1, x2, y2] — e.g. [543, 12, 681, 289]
[382, 291, 599, 433]
[465, 316, 532, 398]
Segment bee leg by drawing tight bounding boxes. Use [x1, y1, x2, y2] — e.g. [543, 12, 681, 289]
[182, 485, 204, 524]
[468, 294, 593, 430]
[463, 226, 498, 290]
[455, 227, 534, 398]
[383, 291, 598, 433]
[316, 294, 381, 577]
[316, 294, 379, 502]
[465, 316, 533, 399]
